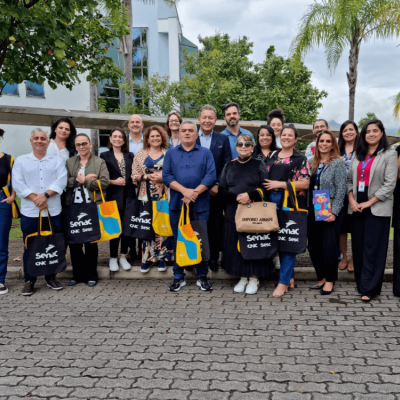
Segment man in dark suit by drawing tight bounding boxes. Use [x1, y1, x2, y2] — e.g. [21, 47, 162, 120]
[196, 105, 232, 271]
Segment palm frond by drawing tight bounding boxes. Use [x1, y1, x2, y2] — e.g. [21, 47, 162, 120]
[394, 91, 400, 120]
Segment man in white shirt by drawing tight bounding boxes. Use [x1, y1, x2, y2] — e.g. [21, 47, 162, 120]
[12, 129, 67, 296]
[128, 114, 144, 155]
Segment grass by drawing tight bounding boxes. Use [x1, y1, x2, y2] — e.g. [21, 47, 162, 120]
[9, 196, 22, 240]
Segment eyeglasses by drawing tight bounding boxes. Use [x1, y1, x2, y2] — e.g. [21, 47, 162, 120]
[168, 119, 180, 123]
[236, 142, 252, 148]
[75, 142, 89, 148]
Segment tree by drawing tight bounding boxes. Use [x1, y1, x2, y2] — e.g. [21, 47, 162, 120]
[0, 0, 129, 95]
[394, 91, 400, 134]
[290, 0, 400, 121]
[358, 112, 378, 129]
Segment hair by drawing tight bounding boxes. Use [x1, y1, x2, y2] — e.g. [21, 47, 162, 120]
[267, 108, 286, 125]
[281, 123, 299, 138]
[222, 102, 240, 116]
[50, 118, 77, 158]
[179, 121, 198, 132]
[31, 128, 49, 138]
[199, 104, 217, 118]
[107, 128, 128, 152]
[338, 120, 359, 157]
[75, 133, 91, 142]
[235, 133, 255, 147]
[0, 128, 4, 138]
[143, 125, 168, 150]
[129, 114, 143, 122]
[254, 125, 279, 155]
[356, 119, 389, 161]
[164, 112, 183, 137]
[311, 130, 341, 173]
[313, 119, 329, 129]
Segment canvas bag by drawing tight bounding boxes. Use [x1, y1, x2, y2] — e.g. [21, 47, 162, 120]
[25, 210, 67, 276]
[238, 231, 278, 260]
[277, 182, 308, 254]
[235, 188, 279, 233]
[152, 192, 173, 237]
[190, 207, 210, 263]
[2, 155, 20, 219]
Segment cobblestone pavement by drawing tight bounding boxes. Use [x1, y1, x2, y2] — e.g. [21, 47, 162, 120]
[1, 279, 400, 399]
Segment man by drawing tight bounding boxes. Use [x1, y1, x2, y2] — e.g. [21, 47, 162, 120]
[220, 102, 255, 159]
[196, 105, 231, 271]
[128, 114, 144, 155]
[163, 121, 216, 292]
[12, 129, 67, 296]
[305, 119, 330, 162]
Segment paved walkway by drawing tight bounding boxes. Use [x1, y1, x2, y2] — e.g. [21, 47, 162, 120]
[1, 279, 400, 399]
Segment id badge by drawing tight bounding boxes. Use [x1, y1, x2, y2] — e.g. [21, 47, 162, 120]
[358, 181, 365, 192]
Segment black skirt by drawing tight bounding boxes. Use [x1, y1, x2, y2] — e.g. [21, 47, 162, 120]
[340, 197, 353, 234]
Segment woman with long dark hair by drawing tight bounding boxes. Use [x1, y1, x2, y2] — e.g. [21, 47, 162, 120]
[267, 109, 285, 148]
[337, 121, 359, 272]
[347, 119, 397, 302]
[164, 112, 182, 149]
[253, 125, 280, 163]
[48, 118, 77, 162]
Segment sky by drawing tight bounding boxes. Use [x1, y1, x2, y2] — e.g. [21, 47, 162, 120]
[176, 0, 400, 131]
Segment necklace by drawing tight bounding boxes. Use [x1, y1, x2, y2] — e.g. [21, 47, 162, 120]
[237, 156, 252, 164]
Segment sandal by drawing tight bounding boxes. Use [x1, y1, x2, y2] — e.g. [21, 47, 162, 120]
[272, 291, 285, 298]
[361, 295, 371, 303]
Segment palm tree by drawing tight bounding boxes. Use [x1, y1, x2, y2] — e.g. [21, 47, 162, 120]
[290, 0, 400, 121]
[394, 91, 400, 133]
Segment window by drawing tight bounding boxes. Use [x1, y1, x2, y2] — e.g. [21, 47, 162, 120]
[26, 81, 44, 98]
[132, 27, 148, 85]
[180, 36, 198, 79]
[0, 81, 19, 96]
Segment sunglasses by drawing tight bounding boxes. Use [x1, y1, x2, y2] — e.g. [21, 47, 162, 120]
[236, 142, 252, 148]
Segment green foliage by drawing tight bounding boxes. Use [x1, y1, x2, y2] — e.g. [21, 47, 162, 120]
[0, 0, 129, 94]
[358, 112, 378, 129]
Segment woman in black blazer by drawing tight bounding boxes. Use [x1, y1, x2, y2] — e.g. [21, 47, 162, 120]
[100, 129, 135, 272]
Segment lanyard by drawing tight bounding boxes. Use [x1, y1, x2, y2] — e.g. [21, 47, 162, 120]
[170, 137, 180, 148]
[314, 163, 325, 190]
[361, 157, 373, 179]
[344, 150, 353, 162]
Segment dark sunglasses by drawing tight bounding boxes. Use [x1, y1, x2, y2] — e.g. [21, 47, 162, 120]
[236, 142, 252, 148]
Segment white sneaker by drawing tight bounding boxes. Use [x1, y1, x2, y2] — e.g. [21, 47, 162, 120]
[109, 258, 119, 272]
[0, 283, 8, 295]
[119, 257, 131, 271]
[245, 279, 259, 295]
[234, 279, 248, 293]
[274, 257, 281, 270]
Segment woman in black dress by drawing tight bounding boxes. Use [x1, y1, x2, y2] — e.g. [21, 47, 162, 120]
[220, 133, 274, 295]
[253, 125, 280, 163]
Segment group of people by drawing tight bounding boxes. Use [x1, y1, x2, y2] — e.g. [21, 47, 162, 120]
[0, 102, 399, 302]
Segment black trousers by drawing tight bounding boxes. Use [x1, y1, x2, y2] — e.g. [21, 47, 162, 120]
[393, 208, 400, 296]
[69, 242, 99, 283]
[110, 235, 134, 258]
[308, 206, 344, 282]
[208, 193, 224, 263]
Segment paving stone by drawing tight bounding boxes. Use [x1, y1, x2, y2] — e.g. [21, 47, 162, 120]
[189, 390, 230, 400]
[70, 387, 113, 399]
[110, 388, 151, 399]
[149, 389, 190, 399]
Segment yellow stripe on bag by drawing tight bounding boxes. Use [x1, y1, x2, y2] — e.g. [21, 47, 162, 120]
[2, 156, 19, 219]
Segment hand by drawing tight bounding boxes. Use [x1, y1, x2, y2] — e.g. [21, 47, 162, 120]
[358, 201, 371, 212]
[149, 172, 162, 183]
[324, 213, 336, 222]
[113, 177, 126, 186]
[33, 193, 47, 208]
[182, 196, 192, 205]
[38, 203, 48, 211]
[1, 195, 15, 204]
[76, 173, 85, 184]
[263, 179, 286, 191]
[237, 193, 251, 204]
[349, 198, 361, 213]
[182, 188, 198, 202]
[210, 184, 219, 197]
[85, 173, 97, 181]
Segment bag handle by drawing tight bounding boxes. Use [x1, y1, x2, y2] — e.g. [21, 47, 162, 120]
[178, 203, 190, 227]
[93, 179, 106, 203]
[37, 208, 53, 236]
[283, 182, 300, 210]
[256, 188, 265, 202]
[136, 175, 152, 202]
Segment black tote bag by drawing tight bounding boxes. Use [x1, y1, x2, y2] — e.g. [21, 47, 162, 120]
[64, 185, 101, 244]
[122, 178, 154, 241]
[277, 182, 308, 254]
[190, 207, 210, 262]
[238, 231, 278, 260]
[25, 210, 67, 277]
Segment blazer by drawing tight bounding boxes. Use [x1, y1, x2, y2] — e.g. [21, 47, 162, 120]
[65, 154, 110, 206]
[100, 150, 135, 210]
[347, 148, 398, 217]
[196, 131, 232, 184]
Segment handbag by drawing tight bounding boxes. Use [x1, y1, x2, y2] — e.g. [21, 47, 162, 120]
[91, 180, 122, 243]
[235, 188, 279, 233]
[238, 232, 278, 260]
[152, 192, 173, 237]
[277, 182, 308, 254]
[191, 207, 210, 263]
[64, 184, 101, 244]
[176, 203, 202, 267]
[122, 177, 154, 241]
[2, 155, 20, 219]
[25, 210, 67, 276]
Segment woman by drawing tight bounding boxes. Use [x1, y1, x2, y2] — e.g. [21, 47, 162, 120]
[348, 119, 397, 302]
[267, 109, 286, 148]
[65, 133, 110, 287]
[253, 125, 280, 163]
[47, 118, 77, 162]
[308, 131, 347, 295]
[220, 134, 274, 295]
[131, 125, 173, 273]
[0, 129, 16, 295]
[338, 121, 359, 272]
[165, 112, 182, 149]
[263, 124, 311, 297]
[100, 129, 135, 272]
[393, 144, 400, 297]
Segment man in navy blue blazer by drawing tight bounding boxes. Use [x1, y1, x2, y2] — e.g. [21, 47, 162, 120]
[196, 105, 232, 271]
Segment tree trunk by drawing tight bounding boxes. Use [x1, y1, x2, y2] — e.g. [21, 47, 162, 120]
[346, 43, 360, 122]
[123, 0, 133, 103]
[89, 82, 99, 156]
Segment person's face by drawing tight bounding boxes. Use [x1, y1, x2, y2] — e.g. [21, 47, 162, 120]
[179, 124, 198, 146]
[55, 122, 71, 141]
[198, 110, 217, 133]
[167, 114, 181, 132]
[313, 120, 328, 136]
[128, 116, 144, 135]
[270, 118, 283, 138]
[31, 131, 50, 153]
[75, 136, 92, 157]
[236, 139, 254, 158]
[342, 124, 358, 143]
[258, 128, 273, 149]
[317, 133, 333, 155]
[148, 130, 162, 149]
[224, 106, 240, 128]
[365, 124, 383, 148]
[280, 128, 297, 149]
[110, 131, 125, 149]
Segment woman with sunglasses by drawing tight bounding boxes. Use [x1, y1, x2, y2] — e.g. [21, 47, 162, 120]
[220, 134, 273, 295]
[253, 125, 280, 163]
[165, 112, 183, 149]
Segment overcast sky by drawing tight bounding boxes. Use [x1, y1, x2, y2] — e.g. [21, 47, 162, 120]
[177, 0, 400, 130]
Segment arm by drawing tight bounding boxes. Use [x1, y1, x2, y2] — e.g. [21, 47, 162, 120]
[11, 158, 33, 199]
[373, 151, 398, 202]
[305, 142, 315, 162]
[200, 150, 217, 188]
[219, 163, 238, 204]
[85, 159, 110, 192]
[248, 161, 268, 202]
[330, 161, 348, 217]
[131, 150, 145, 183]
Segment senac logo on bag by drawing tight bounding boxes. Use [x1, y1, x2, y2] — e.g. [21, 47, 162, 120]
[245, 234, 273, 248]
[35, 244, 59, 265]
[69, 212, 93, 234]
[278, 220, 300, 242]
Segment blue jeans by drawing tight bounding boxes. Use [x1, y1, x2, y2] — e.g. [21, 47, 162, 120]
[170, 208, 209, 280]
[269, 190, 297, 285]
[21, 213, 62, 283]
[0, 191, 12, 284]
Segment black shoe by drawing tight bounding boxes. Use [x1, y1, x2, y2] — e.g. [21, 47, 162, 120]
[0, 283, 8, 295]
[169, 278, 186, 292]
[46, 278, 63, 291]
[209, 260, 219, 272]
[197, 276, 212, 291]
[320, 283, 334, 295]
[361, 296, 371, 303]
[22, 282, 34, 296]
[310, 284, 324, 290]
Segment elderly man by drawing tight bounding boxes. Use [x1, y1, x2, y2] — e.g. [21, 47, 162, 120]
[196, 105, 231, 271]
[305, 119, 330, 162]
[163, 121, 216, 292]
[12, 128, 67, 296]
[128, 114, 144, 155]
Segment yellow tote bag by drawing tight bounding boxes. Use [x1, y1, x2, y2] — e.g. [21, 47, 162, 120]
[176, 204, 201, 267]
[2, 155, 20, 219]
[152, 193, 173, 237]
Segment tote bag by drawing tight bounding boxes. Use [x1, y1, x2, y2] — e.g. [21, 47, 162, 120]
[191, 207, 210, 263]
[122, 178, 154, 241]
[277, 182, 308, 254]
[176, 204, 202, 267]
[2, 155, 20, 219]
[91, 180, 122, 243]
[152, 192, 173, 237]
[238, 232, 278, 260]
[25, 210, 67, 276]
[64, 185, 101, 244]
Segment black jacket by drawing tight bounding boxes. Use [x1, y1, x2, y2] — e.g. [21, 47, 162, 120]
[100, 150, 135, 211]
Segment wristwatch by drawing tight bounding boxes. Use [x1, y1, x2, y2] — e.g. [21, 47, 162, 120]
[44, 192, 50, 199]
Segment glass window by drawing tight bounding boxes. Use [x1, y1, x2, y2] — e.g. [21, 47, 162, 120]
[1, 81, 19, 96]
[132, 28, 141, 47]
[132, 27, 148, 86]
[26, 81, 45, 98]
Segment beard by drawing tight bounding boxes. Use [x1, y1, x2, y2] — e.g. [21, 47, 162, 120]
[227, 119, 239, 128]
